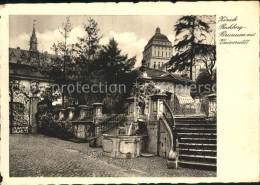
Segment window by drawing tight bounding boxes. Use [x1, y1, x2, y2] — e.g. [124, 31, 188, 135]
[154, 62, 156, 69]
[158, 51, 159, 56]
[166, 52, 167, 56]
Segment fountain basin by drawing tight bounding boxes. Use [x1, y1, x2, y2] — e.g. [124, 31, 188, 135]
[102, 134, 147, 159]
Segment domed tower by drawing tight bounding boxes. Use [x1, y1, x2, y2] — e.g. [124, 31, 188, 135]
[155, 27, 160, 34]
[142, 27, 173, 71]
[29, 21, 38, 51]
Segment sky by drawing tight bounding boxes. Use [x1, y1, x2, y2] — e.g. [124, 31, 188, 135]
[10, 15, 182, 67]
[9, 15, 215, 68]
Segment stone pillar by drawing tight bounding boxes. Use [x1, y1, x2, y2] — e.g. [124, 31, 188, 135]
[91, 103, 103, 147]
[126, 97, 135, 117]
[150, 93, 167, 119]
[150, 93, 177, 169]
[147, 93, 167, 155]
[57, 109, 66, 121]
[208, 94, 217, 119]
[78, 105, 87, 120]
[66, 107, 75, 121]
[92, 103, 103, 118]
[29, 95, 40, 134]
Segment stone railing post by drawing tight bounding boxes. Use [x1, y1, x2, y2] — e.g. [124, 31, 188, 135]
[57, 108, 66, 121]
[91, 103, 104, 147]
[150, 93, 167, 120]
[78, 105, 87, 120]
[29, 95, 40, 134]
[126, 97, 136, 120]
[66, 107, 75, 121]
[92, 103, 103, 118]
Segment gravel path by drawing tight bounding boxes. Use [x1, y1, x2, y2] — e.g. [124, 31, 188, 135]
[10, 134, 216, 177]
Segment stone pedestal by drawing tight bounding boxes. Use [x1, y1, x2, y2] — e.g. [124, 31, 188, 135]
[126, 97, 136, 119]
[102, 134, 146, 158]
[167, 149, 178, 169]
[78, 105, 88, 120]
[91, 103, 103, 147]
[92, 103, 103, 118]
[29, 95, 40, 134]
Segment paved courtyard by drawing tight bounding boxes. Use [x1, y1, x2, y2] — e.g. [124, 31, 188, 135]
[10, 134, 216, 177]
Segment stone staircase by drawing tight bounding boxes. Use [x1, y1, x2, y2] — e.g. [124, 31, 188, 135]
[175, 117, 217, 171]
[89, 113, 126, 146]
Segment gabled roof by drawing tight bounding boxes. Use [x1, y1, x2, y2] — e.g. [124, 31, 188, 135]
[9, 47, 59, 82]
[9, 47, 58, 65]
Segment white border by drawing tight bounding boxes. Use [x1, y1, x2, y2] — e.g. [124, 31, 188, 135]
[0, 1, 259, 184]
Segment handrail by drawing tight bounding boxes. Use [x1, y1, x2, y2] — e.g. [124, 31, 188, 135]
[95, 113, 122, 127]
[160, 115, 174, 152]
[100, 113, 126, 133]
[161, 100, 178, 168]
[163, 100, 177, 151]
[95, 107, 128, 127]
[163, 100, 176, 130]
[89, 113, 126, 141]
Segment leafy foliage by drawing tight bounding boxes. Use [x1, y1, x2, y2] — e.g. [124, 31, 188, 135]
[75, 17, 101, 59]
[94, 38, 137, 113]
[195, 68, 216, 94]
[26, 17, 138, 112]
[169, 15, 215, 80]
[95, 38, 136, 84]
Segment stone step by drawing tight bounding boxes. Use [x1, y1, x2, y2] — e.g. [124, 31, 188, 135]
[179, 154, 216, 163]
[178, 160, 216, 171]
[174, 117, 206, 121]
[179, 148, 217, 156]
[175, 119, 216, 124]
[177, 133, 217, 139]
[179, 138, 217, 144]
[175, 124, 216, 129]
[179, 143, 217, 150]
[176, 128, 216, 134]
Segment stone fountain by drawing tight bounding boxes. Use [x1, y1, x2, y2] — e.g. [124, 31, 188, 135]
[102, 97, 148, 159]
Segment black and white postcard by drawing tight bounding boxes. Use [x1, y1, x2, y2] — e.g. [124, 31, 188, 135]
[0, 1, 259, 184]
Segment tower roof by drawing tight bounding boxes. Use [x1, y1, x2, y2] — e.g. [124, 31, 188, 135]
[148, 27, 171, 44]
[29, 20, 38, 51]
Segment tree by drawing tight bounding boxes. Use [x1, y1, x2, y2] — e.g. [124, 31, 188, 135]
[195, 68, 216, 94]
[50, 17, 73, 107]
[96, 38, 136, 84]
[169, 16, 214, 80]
[75, 17, 101, 60]
[195, 44, 216, 82]
[95, 38, 137, 113]
[51, 16, 72, 56]
[72, 17, 102, 105]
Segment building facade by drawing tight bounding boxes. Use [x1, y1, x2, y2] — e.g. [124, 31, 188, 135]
[142, 27, 173, 71]
[9, 23, 56, 133]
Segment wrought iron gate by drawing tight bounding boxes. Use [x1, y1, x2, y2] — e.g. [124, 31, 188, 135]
[9, 91, 30, 133]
